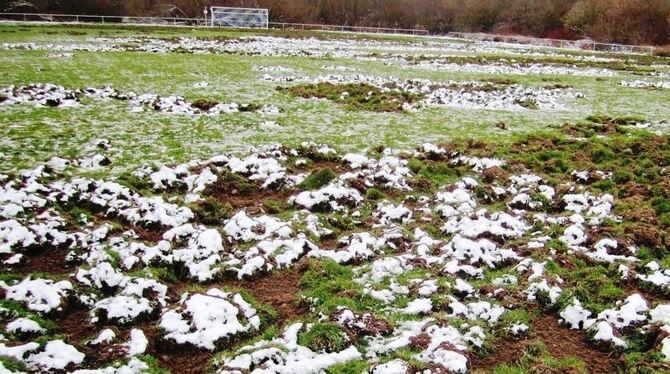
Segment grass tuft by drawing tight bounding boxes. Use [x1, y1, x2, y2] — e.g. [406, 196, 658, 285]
[299, 168, 336, 190]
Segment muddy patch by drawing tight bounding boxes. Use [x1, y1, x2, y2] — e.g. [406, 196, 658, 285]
[228, 267, 307, 326]
[471, 314, 619, 373]
[4, 246, 76, 277]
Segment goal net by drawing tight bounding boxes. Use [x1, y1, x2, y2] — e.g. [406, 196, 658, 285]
[210, 7, 269, 28]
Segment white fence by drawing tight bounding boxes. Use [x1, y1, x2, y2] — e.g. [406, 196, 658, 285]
[0, 12, 428, 36]
[269, 22, 428, 35]
[0, 12, 209, 26]
[0, 12, 657, 54]
[448, 31, 656, 55]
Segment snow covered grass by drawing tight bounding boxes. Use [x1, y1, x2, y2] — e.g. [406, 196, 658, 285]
[278, 77, 583, 112]
[1, 130, 670, 371]
[0, 24, 668, 177]
[1, 23, 670, 374]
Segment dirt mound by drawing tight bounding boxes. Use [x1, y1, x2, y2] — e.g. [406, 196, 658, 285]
[228, 268, 307, 326]
[471, 314, 619, 373]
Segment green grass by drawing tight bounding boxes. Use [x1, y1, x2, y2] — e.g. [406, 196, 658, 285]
[365, 187, 385, 200]
[300, 259, 383, 314]
[299, 168, 337, 190]
[517, 341, 589, 374]
[516, 98, 539, 110]
[136, 355, 172, 374]
[297, 322, 347, 353]
[188, 196, 233, 225]
[262, 198, 289, 213]
[278, 82, 420, 112]
[0, 299, 55, 340]
[325, 360, 370, 373]
[485, 364, 527, 374]
[0, 23, 667, 178]
[0, 356, 29, 373]
[1, 23, 670, 373]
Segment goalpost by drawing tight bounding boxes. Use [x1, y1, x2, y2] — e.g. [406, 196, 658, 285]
[210, 7, 269, 29]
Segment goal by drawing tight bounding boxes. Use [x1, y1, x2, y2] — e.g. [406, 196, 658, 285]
[210, 7, 269, 28]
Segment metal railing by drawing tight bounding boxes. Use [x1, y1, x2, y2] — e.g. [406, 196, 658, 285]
[0, 12, 428, 36]
[0, 12, 209, 26]
[447, 31, 656, 55]
[0, 12, 657, 54]
[268, 22, 428, 35]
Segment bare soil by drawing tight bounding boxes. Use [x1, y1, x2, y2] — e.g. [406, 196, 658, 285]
[4, 245, 76, 276]
[228, 267, 307, 326]
[471, 314, 619, 373]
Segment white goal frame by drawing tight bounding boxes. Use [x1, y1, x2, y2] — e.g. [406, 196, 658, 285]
[210, 7, 269, 29]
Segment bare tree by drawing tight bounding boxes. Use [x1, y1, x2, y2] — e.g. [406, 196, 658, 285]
[565, 0, 670, 44]
[4, 0, 669, 44]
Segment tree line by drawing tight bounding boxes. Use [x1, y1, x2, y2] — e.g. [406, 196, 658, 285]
[2, 0, 670, 45]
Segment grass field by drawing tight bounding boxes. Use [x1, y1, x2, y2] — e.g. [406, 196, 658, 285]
[0, 23, 670, 374]
[0, 24, 668, 177]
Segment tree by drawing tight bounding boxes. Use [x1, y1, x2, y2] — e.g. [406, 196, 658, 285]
[565, 0, 670, 44]
[2, 0, 668, 44]
[455, 0, 501, 32]
[504, 0, 574, 36]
